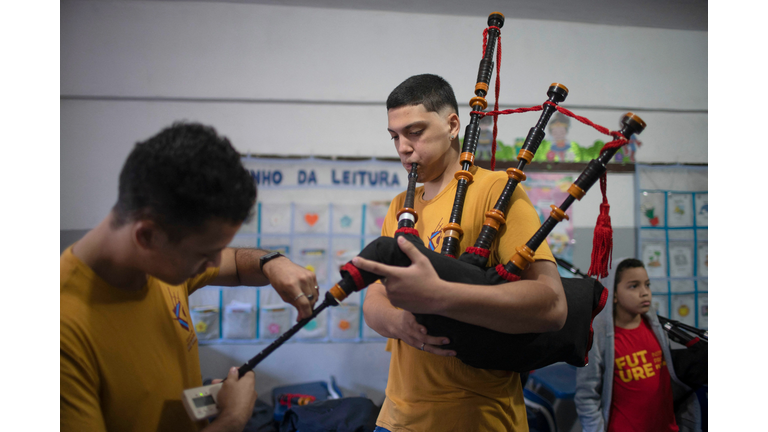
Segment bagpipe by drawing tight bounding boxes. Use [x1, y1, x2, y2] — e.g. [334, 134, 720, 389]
[557, 256, 708, 390]
[235, 12, 647, 377]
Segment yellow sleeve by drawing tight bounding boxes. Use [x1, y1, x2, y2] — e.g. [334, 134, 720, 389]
[185, 266, 221, 295]
[60, 323, 107, 432]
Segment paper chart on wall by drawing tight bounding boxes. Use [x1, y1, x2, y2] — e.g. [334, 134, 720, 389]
[330, 303, 361, 340]
[259, 305, 292, 340]
[642, 243, 667, 278]
[259, 203, 292, 234]
[671, 294, 696, 327]
[640, 192, 665, 227]
[366, 201, 391, 236]
[668, 244, 694, 277]
[651, 295, 669, 318]
[525, 173, 575, 276]
[636, 166, 708, 330]
[296, 248, 329, 285]
[294, 203, 329, 234]
[332, 204, 363, 235]
[667, 193, 693, 227]
[223, 300, 256, 339]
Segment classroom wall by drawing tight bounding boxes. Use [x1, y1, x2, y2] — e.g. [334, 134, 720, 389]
[60, 0, 707, 404]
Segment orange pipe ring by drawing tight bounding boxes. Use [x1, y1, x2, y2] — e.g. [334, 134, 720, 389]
[506, 167, 527, 182]
[515, 245, 536, 263]
[509, 253, 530, 272]
[442, 223, 464, 239]
[626, 112, 647, 129]
[396, 207, 418, 223]
[329, 285, 348, 302]
[485, 209, 506, 225]
[475, 82, 489, 93]
[568, 184, 586, 200]
[442, 229, 461, 240]
[550, 82, 569, 93]
[454, 170, 474, 183]
[483, 218, 501, 230]
[460, 152, 475, 165]
[549, 205, 569, 222]
[470, 96, 488, 110]
[517, 149, 534, 164]
[483, 209, 506, 230]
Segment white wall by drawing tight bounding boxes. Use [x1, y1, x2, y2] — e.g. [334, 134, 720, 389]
[60, 0, 707, 403]
[61, 0, 707, 230]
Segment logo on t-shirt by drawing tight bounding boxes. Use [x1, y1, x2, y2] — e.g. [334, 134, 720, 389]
[615, 349, 666, 382]
[169, 290, 190, 331]
[168, 287, 199, 352]
[428, 219, 445, 251]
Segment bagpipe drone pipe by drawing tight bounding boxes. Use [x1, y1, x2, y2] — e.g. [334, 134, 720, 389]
[556, 257, 708, 390]
[233, 12, 645, 378]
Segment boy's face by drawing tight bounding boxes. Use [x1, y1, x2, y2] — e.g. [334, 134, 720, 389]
[149, 218, 241, 285]
[614, 267, 652, 316]
[387, 104, 459, 183]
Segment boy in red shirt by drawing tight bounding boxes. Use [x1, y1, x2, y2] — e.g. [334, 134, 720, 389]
[575, 259, 701, 431]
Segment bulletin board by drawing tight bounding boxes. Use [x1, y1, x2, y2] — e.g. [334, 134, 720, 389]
[635, 164, 708, 329]
[190, 157, 407, 344]
[189, 158, 576, 345]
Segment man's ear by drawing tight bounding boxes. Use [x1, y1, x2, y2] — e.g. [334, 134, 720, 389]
[132, 220, 166, 251]
[447, 112, 461, 139]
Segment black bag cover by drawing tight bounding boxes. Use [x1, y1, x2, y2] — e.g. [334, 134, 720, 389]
[415, 276, 606, 371]
[337, 232, 608, 372]
[670, 343, 708, 390]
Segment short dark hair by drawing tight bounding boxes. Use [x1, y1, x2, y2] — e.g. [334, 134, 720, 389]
[613, 258, 646, 291]
[386, 74, 459, 115]
[112, 122, 256, 240]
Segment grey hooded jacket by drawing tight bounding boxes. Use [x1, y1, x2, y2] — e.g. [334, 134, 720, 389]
[573, 262, 702, 432]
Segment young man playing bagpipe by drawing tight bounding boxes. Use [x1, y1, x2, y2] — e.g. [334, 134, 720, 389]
[61, 123, 320, 432]
[356, 74, 567, 431]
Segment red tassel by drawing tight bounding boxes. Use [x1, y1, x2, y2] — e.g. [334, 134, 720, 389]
[588, 174, 613, 279]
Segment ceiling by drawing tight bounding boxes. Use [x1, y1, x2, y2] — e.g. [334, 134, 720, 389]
[127, 0, 708, 31]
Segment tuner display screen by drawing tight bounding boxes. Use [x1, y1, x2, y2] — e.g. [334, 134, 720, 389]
[193, 395, 216, 408]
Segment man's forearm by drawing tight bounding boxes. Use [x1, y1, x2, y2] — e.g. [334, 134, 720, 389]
[362, 283, 399, 338]
[211, 248, 273, 287]
[436, 278, 566, 334]
[232, 248, 274, 286]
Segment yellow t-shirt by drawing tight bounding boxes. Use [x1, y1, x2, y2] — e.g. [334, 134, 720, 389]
[60, 246, 219, 432]
[376, 166, 555, 432]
